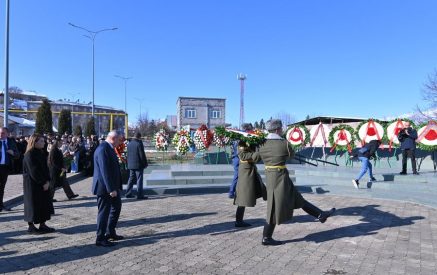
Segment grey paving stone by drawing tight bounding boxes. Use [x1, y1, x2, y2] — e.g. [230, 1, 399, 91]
[1, 176, 437, 274]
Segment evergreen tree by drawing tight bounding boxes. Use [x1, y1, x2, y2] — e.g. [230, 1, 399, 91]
[85, 117, 96, 137]
[35, 99, 53, 134]
[74, 125, 83, 136]
[305, 115, 310, 120]
[254, 121, 260, 129]
[58, 109, 72, 135]
[259, 119, 265, 130]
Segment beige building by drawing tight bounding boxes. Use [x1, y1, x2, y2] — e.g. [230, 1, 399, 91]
[176, 97, 226, 130]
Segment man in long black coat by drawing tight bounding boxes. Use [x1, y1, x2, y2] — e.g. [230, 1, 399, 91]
[0, 127, 19, 211]
[92, 130, 123, 247]
[125, 132, 148, 199]
[398, 121, 418, 175]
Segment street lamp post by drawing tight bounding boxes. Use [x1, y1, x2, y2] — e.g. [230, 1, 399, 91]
[68, 23, 117, 120]
[134, 97, 145, 120]
[114, 75, 132, 114]
[68, 92, 80, 130]
[114, 75, 131, 137]
[3, 0, 10, 128]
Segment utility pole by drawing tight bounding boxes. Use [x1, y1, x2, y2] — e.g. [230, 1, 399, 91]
[237, 73, 247, 129]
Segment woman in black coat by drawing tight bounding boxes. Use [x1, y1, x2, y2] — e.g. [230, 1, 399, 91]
[23, 134, 55, 234]
[48, 139, 78, 201]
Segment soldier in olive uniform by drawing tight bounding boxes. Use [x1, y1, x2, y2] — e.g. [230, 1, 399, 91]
[234, 137, 266, 227]
[258, 119, 336, 246]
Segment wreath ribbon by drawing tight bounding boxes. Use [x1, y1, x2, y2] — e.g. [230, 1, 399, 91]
[310, 123, 328, 147]
[388, 119, 405, 152]
[197, 129, 208, 148]
[330, 129, 352, 153]
[362, 120, 382, 146]
[289, 127, 303, 143]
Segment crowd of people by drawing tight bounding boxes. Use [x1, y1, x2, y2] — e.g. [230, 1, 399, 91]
[0, 118, 422, 246]
[0, 130, 104, 213]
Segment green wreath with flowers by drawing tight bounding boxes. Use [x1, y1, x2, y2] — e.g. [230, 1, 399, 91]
[328, 124, 356, 152]
[416, 121, 437, 151]
[215, 126, 266, 147]
[285, 124, 310, 150]
[355, 118, 387, 144]
[385, 118, 415, 149]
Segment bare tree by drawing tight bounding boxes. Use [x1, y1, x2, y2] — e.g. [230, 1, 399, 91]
[273, 111, 296, 129]
[417, 69, 437, 121]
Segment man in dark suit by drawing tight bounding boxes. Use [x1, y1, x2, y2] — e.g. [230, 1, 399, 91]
[125, 132, 148, 199]
[0, 127, 19, 212]
[398, 121, 418, 175]
[92, 130, 123, 247]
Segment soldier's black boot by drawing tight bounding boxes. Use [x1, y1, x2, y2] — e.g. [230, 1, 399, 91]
[262, 224, 282, 246]
[302, 200, 336, 223]
[235, 206, 251, 227]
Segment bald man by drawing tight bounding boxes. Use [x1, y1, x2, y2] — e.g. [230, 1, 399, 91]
[92, 131, 124, 247]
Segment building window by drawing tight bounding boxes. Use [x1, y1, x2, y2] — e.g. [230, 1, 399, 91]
[185, 109, 196, 118]
[211, 110, 221, 119]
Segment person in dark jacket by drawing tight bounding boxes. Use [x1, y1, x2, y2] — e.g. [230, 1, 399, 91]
[125, 132, 148, 199]
[23, 134, 55, 234]
[48, 139, 79, 201]
[228, 140, 240, 199]
[351, 139, 381, 188]
[92, 130, 123, 247]
[0, 127, 19, 212]
[398, 121, 418, 175]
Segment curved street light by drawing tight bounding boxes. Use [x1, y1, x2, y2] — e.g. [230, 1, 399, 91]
[68, 22, 118, 120]
[114, 75, 132, 114]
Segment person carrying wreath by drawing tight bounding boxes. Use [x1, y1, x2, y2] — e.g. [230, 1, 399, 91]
[233, 123, 266, 227]
[258, 119, 336, 246]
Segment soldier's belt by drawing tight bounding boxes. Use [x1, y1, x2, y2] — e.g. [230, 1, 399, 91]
[265, 165, 287, 170]
[240, 160, 254, 164]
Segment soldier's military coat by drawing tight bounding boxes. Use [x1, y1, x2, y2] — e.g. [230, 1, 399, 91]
[258, 133, 305, 225]
[234, 144, 266, 207]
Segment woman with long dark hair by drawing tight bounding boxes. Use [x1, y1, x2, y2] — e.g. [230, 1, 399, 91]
[23, 134, 55, 234]
[48, 139, 79, 201]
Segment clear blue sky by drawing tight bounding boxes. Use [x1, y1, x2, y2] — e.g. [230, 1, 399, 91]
[1, 0, 437, 126]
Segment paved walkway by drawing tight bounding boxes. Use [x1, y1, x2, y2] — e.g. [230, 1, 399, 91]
[1, 177, 437, 274]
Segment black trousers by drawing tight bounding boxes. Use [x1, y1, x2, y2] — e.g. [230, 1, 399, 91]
[401, 149, 417, 173]
[96, 192, 122, 241]
[0, 165, 9, 208]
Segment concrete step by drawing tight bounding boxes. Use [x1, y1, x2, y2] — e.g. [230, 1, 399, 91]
[146, 175, 296, 186]
[134, 183, 312, 196]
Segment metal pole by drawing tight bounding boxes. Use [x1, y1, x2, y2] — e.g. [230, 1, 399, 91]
[4, 0, 10, 127]
[92, 38, 95, 118]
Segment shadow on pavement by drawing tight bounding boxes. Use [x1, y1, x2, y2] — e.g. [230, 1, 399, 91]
[283, 204, 425, 243]
[56, 212, 217, 235]
[0, 205, 426, 273]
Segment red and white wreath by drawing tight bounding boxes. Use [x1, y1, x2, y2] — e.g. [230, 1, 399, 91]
[213, 130, 230, 148]
[386, 119, 414, 151]
[417, 120, 437, 151]
[356, 119, 384, 145]
[154, 129, 169, 151]
[328, 124, 355, 152]
[309, 122, 330, 147]
[172, 129, 193, 155]
[193, 124, 214, 151]
[286, 125, 310, 149]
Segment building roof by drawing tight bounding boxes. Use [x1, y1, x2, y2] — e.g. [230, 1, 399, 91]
[27, 100, 124, 112]
[0, 113, 58, 131]
[177, 96, 226, 102]
[291, 116, 388, 126]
